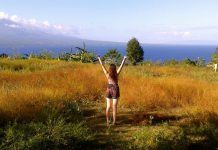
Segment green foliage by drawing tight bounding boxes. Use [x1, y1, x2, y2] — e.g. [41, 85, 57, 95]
[164, 59, 179, 66]
[58, 43, 96, 63]
[0, 53, 8, 58]
[196, 57, 206, 67]
[126, 38, 144, 65]
[31, 50, 53, 60]
[75, 42, 96, 63]
[181, 58, 197, 66]
[182, 112, 218, 149]
[80, 52, 96, 63]
[0, 59, 65, 72]
[102, 49, 122, 64]
[130, 126, 188, 150]
[58, 52, 79, 61]
[0, 101, 93, 150]
[187, 122, 218, 147]
[164, 57, 205, 67]
[211, 48, 218, 63]
[0, 120, 92, 150]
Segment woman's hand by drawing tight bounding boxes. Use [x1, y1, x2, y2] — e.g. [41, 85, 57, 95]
[97, 55, 101, 61]
[117, 56, 127, 74]
[97, 56, 103, 65]
[98, 55, 108, 75]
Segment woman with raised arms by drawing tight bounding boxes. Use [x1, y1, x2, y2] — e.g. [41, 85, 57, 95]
[98, 56, 127, 126]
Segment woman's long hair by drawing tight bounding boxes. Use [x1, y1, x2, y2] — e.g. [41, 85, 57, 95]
[108, 64, 118, 83]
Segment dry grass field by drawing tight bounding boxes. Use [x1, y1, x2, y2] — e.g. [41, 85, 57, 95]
[0, 58, 217, 149]
[0, 59, 217, 118]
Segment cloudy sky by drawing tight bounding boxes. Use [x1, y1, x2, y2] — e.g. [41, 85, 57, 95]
[1, 0, 218, 44]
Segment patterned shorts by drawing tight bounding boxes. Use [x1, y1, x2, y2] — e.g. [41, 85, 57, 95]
[106, 84, 120, 99]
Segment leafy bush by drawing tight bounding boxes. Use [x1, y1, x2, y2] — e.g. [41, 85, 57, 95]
[80, 52, 96, 63]
[75, 42, 97, 63]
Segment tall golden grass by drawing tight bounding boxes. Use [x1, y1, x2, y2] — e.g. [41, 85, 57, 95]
[0, 59, 217, 120]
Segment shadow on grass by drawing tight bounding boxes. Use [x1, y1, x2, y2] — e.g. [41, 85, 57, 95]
[180, 112, 218, 150]
[132, 112, 183, 125]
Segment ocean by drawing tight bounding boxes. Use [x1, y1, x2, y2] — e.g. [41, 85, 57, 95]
[1, 44, 217, 63]
[88, 44, 217, 63]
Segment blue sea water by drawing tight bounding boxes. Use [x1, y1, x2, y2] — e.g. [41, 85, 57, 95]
[2, 44, 217, 62]
[87, 44, 217, 63]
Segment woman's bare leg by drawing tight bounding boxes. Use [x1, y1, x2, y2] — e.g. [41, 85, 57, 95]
[112, 99, 118, 125]
[106, 98, 111, 125]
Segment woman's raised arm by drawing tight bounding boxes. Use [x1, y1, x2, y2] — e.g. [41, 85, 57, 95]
[98, 56, 108, 76]
[117, 56, 127, 74]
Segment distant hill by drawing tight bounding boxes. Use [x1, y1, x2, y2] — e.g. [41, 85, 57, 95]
[0, 18, 125, 54]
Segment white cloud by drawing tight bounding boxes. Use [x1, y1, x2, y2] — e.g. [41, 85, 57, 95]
[0, 11, 79, 36]
[42, 21, 50, 27]
[5, 24, 20, 28]
[10, 15, 20, 22]
[53, 24, 63, 30]
[0, 11, 9, 19]
[159, 31, 191, 37]
[28, 18, 37, 25]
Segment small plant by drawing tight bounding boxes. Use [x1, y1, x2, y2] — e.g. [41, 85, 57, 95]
[149, 115, 154, 125]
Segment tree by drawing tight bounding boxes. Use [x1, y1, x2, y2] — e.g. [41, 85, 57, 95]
[211, 48, 218, 63]
[126, 38, 144, 65]
[102, 49, 122, 64]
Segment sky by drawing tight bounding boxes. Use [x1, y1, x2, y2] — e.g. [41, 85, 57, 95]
[1, 0, 218, 44]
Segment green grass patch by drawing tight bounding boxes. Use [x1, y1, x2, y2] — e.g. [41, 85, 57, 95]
[129, 126, 187, 150]
[0, 101, 94, 150]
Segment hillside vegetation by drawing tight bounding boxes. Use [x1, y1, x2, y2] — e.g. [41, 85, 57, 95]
[0, 58, 217, 149]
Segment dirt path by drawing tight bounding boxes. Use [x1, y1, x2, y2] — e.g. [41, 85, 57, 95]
[82, 102, 141, 149]
[82, 101, 184, 149]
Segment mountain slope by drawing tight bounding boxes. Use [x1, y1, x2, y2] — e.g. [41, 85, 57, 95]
[0, 18, 125, 54]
